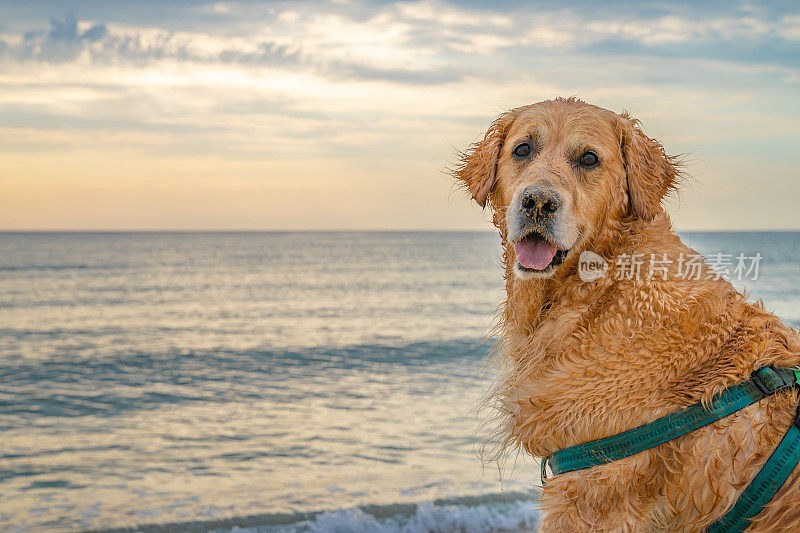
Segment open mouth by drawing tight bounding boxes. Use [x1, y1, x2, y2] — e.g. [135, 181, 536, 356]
[513, 232, 569, 272]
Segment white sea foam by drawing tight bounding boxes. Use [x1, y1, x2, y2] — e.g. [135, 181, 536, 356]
[222, 499, 540, 533]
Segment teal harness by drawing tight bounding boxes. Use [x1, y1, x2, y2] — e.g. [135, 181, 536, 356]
[541, 366, 800, 532]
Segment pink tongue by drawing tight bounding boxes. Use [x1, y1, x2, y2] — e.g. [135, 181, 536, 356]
[514, 238, 558, 270]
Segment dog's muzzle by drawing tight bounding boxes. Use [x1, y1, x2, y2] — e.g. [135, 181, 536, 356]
[511, 186, 569, 273]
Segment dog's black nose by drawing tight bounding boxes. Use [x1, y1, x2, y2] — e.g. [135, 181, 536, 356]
[520, 187, 562, 221]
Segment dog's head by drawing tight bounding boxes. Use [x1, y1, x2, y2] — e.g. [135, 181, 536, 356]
[456, 98, 678, 280]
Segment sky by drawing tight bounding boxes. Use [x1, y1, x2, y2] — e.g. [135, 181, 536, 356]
[1, 0, 799, 231]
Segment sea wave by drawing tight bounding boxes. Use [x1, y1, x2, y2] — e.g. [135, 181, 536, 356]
[85, 492, 540, 533]
[0, 339, 493, 423]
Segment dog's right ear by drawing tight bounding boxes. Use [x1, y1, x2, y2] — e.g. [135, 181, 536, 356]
[455, 111, 515, 208]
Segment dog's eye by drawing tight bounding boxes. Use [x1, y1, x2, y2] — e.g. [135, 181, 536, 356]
[513, 143, 531, 158]
[579, 151, 599, 167]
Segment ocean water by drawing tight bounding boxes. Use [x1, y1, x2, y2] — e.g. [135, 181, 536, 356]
[1, 231, 799, 532]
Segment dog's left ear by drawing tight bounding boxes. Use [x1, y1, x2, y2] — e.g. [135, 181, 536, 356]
[455, 110, 516, 208]
[618, 114, 679, 221]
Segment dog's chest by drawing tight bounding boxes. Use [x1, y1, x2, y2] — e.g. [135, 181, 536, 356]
[513, 301, 673, 454]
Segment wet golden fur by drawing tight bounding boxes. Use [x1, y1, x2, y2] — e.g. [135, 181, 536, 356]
[456, 98, 800, 531]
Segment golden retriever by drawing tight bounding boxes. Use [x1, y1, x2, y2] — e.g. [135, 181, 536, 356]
[455, 98, 800, 531]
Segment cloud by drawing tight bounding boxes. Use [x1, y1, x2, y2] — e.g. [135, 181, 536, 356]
[2, 3, 798, 85]
[10, 12, 108, 63]
[778, 15, 800, 41]
[0, 8, 463, 85]
[0, 2, 798, 158]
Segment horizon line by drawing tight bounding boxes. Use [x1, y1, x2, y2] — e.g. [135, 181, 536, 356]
[3, 228, 800, 233]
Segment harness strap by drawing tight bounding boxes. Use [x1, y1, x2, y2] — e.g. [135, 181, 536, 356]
[707, 416, 800, 532]
[543, 367, 798, 479]
[541, 366, 800, 533]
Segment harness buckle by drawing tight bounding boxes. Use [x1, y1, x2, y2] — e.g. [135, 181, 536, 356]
[540, 456, 550, 486]
[795, 401, 800, 430]
[792, 367, 800, 430]
[751, 366, 791, 396]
